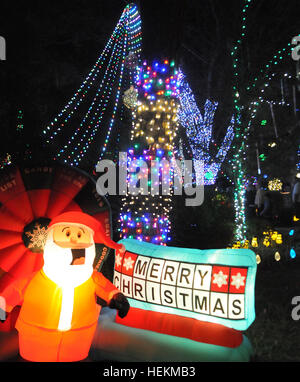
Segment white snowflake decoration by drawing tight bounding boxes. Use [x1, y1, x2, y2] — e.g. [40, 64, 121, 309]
[212, 271, 228, 288]
[25, 223, 48, 251]
[115, 253, 123, 268]
[231, 273, 245, 289]
[123, 256, 135, 271]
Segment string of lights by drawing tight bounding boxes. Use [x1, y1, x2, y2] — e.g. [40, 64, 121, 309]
[230, 0, 253, 243]
[177, 72, 235, 185]
[57, 32, 124, 165]
[43, 4, 142, 167]
[118, 60, 180, 245]
[231, 11, 299, 243]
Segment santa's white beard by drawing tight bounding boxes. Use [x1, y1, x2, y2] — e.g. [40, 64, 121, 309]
[42, 229, 95, 331]
[43, 229, 95, 287]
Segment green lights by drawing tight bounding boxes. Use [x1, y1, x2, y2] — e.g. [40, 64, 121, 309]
[205, 171, 214, 180]
[230, 0, 293, 243]
[230, 0, 253, 242]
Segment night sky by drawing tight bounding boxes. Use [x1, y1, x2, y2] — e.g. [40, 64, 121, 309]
[0, 0, 299, 160]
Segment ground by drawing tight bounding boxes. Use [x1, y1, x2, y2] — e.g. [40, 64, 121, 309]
[246, 257, 300, 362]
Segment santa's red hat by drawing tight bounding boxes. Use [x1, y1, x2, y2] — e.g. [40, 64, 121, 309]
[48, 211, 123, 251]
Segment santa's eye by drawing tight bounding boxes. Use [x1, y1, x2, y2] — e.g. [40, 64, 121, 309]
[77, 232, 82, 239]
[65, 230, 71, 237]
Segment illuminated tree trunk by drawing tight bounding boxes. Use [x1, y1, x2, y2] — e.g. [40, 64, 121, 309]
[119, 60, 179, 245]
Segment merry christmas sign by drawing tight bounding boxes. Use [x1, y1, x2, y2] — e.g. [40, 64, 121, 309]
[113, 239, 257, 331]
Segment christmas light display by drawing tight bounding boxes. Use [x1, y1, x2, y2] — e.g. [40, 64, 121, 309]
[0, 153, 11, 170]
[43, 4, 142, 167]
[290, 248, 296, 259]
[268, 178, 283, 191]
[177, 72, 234, 185]
[40, 0, 298, 253]
[230, 0, 299, 243]
[230, 0, 253, 243]
[229, 227, 300, 265]
[124, 51, 139, 70]
[118, 60, 180, 245]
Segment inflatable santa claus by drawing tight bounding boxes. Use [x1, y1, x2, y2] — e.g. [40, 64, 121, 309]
[0, 211, 129, 362]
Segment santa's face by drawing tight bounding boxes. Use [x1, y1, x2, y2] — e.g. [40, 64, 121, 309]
[47, 224, 94, 265]
[42, 224, 96, 286]
[52, 224, 94, 266]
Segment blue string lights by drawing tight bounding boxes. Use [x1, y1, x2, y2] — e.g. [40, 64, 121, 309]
[43, 4, 142, 167]
[177, 71, 235, 185]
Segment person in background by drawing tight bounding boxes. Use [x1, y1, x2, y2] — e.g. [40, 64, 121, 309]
[259, 192, 273, 219]
[254, 182, 265, 216]
[245, 183, 256, 217]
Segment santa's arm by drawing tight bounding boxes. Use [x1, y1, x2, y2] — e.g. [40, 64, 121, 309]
[92, 271, 120, 303]
[93, 271, 130, 318]
[0, 276, 30, 314]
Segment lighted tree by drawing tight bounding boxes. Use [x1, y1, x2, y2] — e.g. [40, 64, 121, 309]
[177, 71, 235, 185]
[230, 0, 299, 242]
[118, 60, 180, 245]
